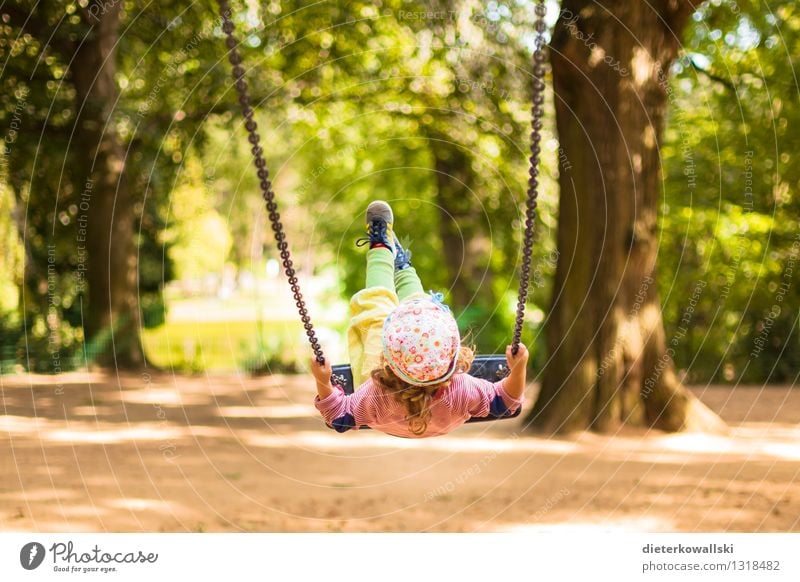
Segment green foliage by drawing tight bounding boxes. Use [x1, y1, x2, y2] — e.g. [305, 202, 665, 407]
[1, 0, 796, 382]
[0, 178, 22, 314]
[251, 0, 560, 353]
[660, 0, 800, 383]
[0, 0, 251, 366]
[164, 155, 233, 281]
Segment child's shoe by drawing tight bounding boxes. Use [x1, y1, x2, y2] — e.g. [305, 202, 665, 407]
[356, 201, 397, 257]
[394, 236, 413, 270]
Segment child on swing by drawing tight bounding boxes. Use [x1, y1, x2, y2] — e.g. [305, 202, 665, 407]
[310, 201, 529, 437]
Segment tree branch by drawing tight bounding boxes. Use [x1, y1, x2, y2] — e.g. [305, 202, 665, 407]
[688, 57, 736, 92]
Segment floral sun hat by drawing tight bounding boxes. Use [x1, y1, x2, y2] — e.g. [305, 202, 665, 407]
[382, 297, 461, 387]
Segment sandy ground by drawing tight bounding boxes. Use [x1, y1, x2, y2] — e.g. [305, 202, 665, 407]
[0, 372, 798, 533]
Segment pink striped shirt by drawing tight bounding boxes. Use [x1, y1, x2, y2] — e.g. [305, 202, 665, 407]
[315, 373, 523, 438]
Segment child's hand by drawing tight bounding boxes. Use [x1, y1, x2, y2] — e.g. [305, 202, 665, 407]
[309, 357, 332, 385]
[505, 343, 529, 374]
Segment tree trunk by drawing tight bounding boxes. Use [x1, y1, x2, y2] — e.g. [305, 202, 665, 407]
[430, 140, 496, 319]
[72, 4, 144, 368]
[528, 0, 724, 433]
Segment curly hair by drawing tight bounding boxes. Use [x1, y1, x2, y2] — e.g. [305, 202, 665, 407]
[370, 346, 475, 435]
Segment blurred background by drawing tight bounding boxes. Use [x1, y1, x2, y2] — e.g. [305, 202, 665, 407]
[0, 0, 797, 384]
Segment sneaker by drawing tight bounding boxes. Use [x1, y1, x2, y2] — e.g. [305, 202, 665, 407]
[356, 201, 397, 257]
[394, 236, 413, 270]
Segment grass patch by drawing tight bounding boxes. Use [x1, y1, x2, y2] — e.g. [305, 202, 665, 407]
[142, 320, 304, 372]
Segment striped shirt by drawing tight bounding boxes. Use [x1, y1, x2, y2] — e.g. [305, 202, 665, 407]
[314, 373, 523, 438]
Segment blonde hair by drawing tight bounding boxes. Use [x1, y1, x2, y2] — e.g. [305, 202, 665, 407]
[371, 346, 475, 435]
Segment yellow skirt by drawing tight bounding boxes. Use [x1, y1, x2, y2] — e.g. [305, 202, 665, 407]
[347, 287, 427, 387]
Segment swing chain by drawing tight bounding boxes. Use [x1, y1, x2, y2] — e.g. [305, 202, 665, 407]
[218, 0, 542, 363]
[217, 0, 325, 364]
[511, 0, 547, 356]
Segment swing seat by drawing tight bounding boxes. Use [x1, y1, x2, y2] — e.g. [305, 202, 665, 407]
[329, 354, 521, 429]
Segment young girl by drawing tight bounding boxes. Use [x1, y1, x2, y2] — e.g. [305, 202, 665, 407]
[310, 201, 529, 438]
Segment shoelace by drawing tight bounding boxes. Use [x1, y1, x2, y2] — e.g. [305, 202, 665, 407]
[355, 220, 387, 248]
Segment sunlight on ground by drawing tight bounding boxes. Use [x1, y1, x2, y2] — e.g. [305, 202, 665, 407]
[119, 387, 210, 406]
[105, 498, 177, 513]
[243, 431, 581, 454]
[3, 411, 799, 462]
[0, 416, 183, 444]
[217, 404, 318, 418]
[655, 431, 800, 461]
[761, 443, 800, 461]
[47, 426, 185, 444]
[504, 516, 675, 533]
[241, 428, 800, 463]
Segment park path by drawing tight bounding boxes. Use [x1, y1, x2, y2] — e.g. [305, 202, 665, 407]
[1, 372, 798, 532]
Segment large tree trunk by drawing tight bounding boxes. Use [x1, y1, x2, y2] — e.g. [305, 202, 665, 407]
[528, 0, 724, 433]
[72, 4, 144, 368]
[430, 140, 495, 317]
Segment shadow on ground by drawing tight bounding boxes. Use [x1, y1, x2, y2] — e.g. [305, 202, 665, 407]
[1, 372, 798, 532]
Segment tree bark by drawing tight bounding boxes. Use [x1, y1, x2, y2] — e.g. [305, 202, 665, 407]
[72, 4, 144, 367]
[528, 0, 724, 433]
[430, 140, 496, 318]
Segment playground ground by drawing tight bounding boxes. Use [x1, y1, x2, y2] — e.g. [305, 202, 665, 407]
[0, 372, 798, 532]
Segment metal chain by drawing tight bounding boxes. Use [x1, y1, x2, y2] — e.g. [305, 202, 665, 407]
[217, 0, 325, 364]
[218, 0, 543, 361]
[511, 0, 547, 356]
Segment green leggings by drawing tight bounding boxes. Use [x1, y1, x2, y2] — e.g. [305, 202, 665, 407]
[366, 248, 424, 300]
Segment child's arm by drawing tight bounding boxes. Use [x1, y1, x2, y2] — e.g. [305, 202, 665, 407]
[309, 357, 334, 400]
[309, 357, 372, 432]
[503, 343, 529, 403]
[460, 344, 529, 419]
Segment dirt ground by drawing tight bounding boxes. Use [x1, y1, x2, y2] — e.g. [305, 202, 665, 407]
[1, 372, 798, 532]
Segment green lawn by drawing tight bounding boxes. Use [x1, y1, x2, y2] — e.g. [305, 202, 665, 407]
[142, 320, 305, 372]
